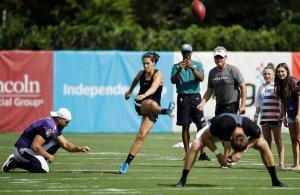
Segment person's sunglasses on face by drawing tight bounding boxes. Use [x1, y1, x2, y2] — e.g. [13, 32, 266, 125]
[214, 55, 224, 60]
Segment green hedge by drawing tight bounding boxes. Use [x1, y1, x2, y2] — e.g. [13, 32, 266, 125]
[1, 21, 300, 51]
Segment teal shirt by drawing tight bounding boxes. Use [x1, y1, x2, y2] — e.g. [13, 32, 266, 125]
[171, 60, 204, 94]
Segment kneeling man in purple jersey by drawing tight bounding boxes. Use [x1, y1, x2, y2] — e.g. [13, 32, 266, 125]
[2, 108, 90, 173]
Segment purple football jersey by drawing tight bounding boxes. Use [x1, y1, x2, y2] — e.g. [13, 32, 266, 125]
[15, 117, 61, 149]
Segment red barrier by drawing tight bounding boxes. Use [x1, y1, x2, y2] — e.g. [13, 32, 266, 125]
[0, 51, 53, 132]
[292, 52, 300, 79]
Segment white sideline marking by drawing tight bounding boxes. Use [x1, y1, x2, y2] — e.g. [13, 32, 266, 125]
[49, 168, 275, 173]
[9, 181, 43, 184]
[2, 175, 297, 182]
[58, 152, 163, 157]
[61, 177, 98, 180]
[66, 158, 120, 160]
[8, 178, 47, 184]
[55, 162, 83, 164]
[0, 187, 299, 193]
[88, 152, 124, 155]
[157, 157, 183, 161]
[105, 176, 300, 180]
[1, 177, 98, 181]
[52, 169, 195, 172]
[59, 158, 266, 166]
[0, 177, 11, 179]
[12, 179, 47, 181]
[58, 152, 125, 156]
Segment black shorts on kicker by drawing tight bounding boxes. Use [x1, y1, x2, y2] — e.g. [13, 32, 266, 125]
[260, 121, 280, 127]
[176, 93, 206, 127]
[135, 103, 158, 123]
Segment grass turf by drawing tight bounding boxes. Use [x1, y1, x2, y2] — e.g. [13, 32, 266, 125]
[0, 132, 300, 194]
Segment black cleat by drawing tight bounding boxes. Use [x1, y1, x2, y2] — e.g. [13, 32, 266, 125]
[2, 154, 18, 172]
[175, 179, 186, 188]
[273, 182, 288, 188]
[198, 152, 211, 161]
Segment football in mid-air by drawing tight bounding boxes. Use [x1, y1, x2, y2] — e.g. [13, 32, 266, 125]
[192, 0, 206, 21]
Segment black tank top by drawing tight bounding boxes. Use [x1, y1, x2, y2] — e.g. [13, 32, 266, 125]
[136, 69, 163, 105]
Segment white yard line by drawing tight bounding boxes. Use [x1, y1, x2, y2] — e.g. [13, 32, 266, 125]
[0, 187, 300, 193]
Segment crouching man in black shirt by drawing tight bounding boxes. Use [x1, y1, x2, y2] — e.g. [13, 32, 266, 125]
[176, 113, 287, 188]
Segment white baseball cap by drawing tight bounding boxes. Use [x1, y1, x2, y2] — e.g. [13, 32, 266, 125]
[214, 46, 227, 57]
[50, 108, 72, 121]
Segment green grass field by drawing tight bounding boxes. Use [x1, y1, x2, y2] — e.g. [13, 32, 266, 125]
[0, 132, 300, 194]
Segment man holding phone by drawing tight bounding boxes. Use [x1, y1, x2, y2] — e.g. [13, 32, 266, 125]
[171, 44, 210, 161]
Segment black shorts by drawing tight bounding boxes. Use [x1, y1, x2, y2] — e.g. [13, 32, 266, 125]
[260, 121, 280, 127]
[176, 93, 206, 127]
[135, 104, 158, 123]
[215, 101, 239, 116]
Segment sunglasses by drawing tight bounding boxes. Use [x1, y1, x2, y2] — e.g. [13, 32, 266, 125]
[60, 118, 70, 125]
[214, 55, 225, 60]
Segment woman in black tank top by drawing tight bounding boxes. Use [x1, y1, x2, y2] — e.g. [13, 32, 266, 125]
[118, 52, 175, 174]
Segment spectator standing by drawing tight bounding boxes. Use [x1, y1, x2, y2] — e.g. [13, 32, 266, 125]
[171, 43, 210, 161]
[275, 63, 300, 170]
[198, 46, 247, 158]
[254, 63, 284, 169]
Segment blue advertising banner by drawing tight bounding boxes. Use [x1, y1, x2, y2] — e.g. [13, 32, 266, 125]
[54, 51, 174, 133]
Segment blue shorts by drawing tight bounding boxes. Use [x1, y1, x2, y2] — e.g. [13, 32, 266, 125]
[287, 110, 298, 124]
[288, 117, 296, 124]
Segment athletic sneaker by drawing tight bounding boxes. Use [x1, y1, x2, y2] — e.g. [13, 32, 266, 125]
[2, 154, 17, 172]
[175, 179, 186, 188]
[198, 152, 211, 161]
[119, 162, 129, 174]
[167, 101, 176, 118]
